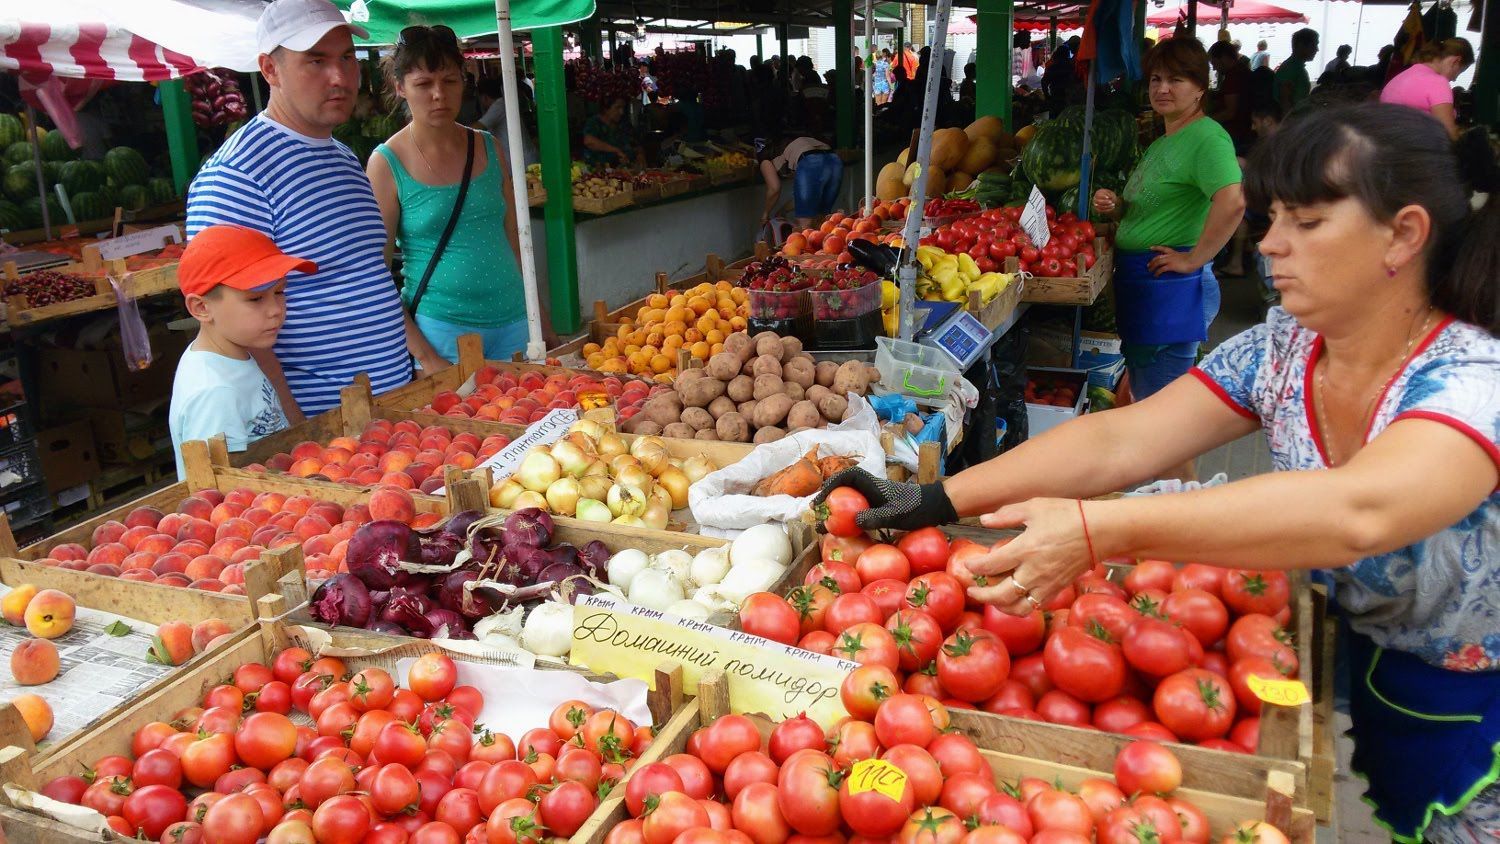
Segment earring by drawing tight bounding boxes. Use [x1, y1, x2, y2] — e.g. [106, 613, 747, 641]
[1386, 265, 1397, 278]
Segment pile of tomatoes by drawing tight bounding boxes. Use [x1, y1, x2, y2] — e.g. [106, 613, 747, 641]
[918, 207, 1098, 279]
[741, 490, 1300, 754]
[600, 694, 1289, 844]
[39, 649, 651, 844]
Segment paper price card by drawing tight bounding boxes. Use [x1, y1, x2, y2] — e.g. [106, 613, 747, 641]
[569, 594, 859, 728]
[1246, 674, 1311, 706]
[847, 759, 909, 801]
[1020, 185, 1051, 249]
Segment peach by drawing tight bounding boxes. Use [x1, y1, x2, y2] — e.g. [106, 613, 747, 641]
[191, 619, 233, 653]
[156, 573, 192, 588]
[345, 504, 372, 525]
[493, 396, 517, 411]
[378, 450, 414, 474]
[210, 502, 247, 525]
[199, 489, 228, 506]
[309, 503, 343, 525]
[421, 424, 452, 440]
[177, 518, 217, 547]
[269, 511, 299, 532]
[137, 534, 177, 556]
[250, 526, 284, 547]
[328, 435, 360, 452]
[282, 496, 314, 516]
[453, 433, 483, 451]
[24, 590, 75, 639]
[328, 522, 359, 543]
[230, 546, 264, 564]
[56, 560, 87, 572]
[184, 555, 227, 581]
[393, 420, 421, 437]
[121, 570, 158, 583]
[301, 535, 336, 557]
[481, 436, 511, 451]
[266, 453, 295, 472]
[390, 433, 420, 450]
[149, 621, 194, 666]
[351, 468, 384, 486]
[176, 495, 215, 520]
[13, 694, 52, 741]
[415, 449, 446, 467]
[189, 577, 226, 591]
[121, 552, 157, 571]
[410, 513, 443, 529]
[119, 525, 156, 551]
[431, 391, 462, 414]
[125, 507, 167, 530]
[2, 585, 39, 625]
[220, 564, 246, 586]
[448, 453, 477, 470]
[49, 543, 87, 562]
[419, 477, 445, 495]
[288, 458, 324, 478]
[156, 513, 192, 538]
[209, 537, 249, 559]
[292, 515, 332, 541]
[252, 491, 287, 512]
[422, 434, 454, 452]
[319, 464, 349, 482]
[329, 540, 350, 567]
[152, 554, 191, 575]
[224, 488, 256, 508]
[241, 507, 274, 527]
[476, 384, 503, 401]
[405, 462, 437, 486]
[378, 472, 416, 490]
[322, 447, 354, 465]
[11, 639, 59, 685]
[85, 564, 120, 577]
[173, 540, 209, 558]
[215, 518, 256, 543]
[290, 441, 324, 462]
[90, 521, 128, 547]
[355, 442, 386, 457]
[369, 485, 418, 523]
[269, 535, 300, 551]
[87, 543, 128, 566]
[475, 406, 502, 421]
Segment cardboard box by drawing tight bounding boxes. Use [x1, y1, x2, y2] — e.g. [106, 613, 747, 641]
[35, 419, 100, 493]
[90, 400, 170, 466]
[38, 325, 189, 411]
[1024, 367, 1088, 438]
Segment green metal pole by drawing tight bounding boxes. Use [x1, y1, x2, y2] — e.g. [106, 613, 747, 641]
[1476, 0, 1499, 125]
[779, 23, 789, 67]
[757, 32, 764, 60]
[1048, 16, 1057, 51]
[1133, 0, 1148, 102]
[159, 79, 199, 196]
[532, 26, 581, 333]
[975, 0, 1012, 127]
[834, 0, 854, 147]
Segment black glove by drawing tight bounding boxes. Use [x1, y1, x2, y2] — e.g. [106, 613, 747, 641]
[811, 468, 957, 532]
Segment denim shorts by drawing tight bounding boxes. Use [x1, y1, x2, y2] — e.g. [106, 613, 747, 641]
[793, 151, 843, 218]
[1126, 266, 1221, 400]
[415, 313, 530, 364]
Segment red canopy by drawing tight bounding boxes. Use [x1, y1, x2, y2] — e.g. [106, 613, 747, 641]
[1146, 0, 1309, 27]
[961, 14, 1085, 33]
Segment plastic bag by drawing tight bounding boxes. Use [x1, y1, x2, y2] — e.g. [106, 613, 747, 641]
[110, 274, 153, 372]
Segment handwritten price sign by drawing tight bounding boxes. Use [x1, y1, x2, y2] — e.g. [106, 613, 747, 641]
[1246, 674, 1311, 706]
[847, 759, 909, 801]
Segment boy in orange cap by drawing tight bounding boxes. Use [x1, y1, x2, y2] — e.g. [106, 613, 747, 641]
[169, 225, 316, 479]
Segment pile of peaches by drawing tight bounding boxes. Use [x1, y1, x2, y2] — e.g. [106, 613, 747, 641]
[420, 365, 653, 426]
[31, 485, 431, 583]
[250, 419, 511, 494]
[780, 200, 911, 260]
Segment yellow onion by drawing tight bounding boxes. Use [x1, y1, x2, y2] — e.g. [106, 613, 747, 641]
[516, 450, 561, 492]
[563, 431, 599, 456]
[610, 454, 642, 475]
[551, 441, 593, 479]
[647, 482, 672, 512]
[579, 475, 613, 503]
[657, 467, 691, 509]
[545, 477, 582, 516]
[681, 455, 717, 484]
[512, 490, 548, 511]
[583, 460, 610, 478]
[490, 479, 525, 508]
[642, 501, 671, 530]
[633, 442, 672, 477]
[607, 484, 649, 517]
[614, 464, 653, 491]
[576, 498, 612, 522]
[569, 418, 607, 441]
[596, 433, 628, 458]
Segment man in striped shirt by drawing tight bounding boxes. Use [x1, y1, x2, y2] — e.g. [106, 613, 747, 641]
[187, 0, 448, 419]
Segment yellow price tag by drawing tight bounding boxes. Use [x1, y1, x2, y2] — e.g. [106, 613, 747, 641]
[847, 759, 908, 801]
[1246, 674, 1311, 706]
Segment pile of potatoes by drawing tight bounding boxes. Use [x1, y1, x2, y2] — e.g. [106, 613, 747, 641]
[620, 332, 881, 443]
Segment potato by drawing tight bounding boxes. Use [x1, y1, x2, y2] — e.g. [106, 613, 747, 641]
[715, 412, 751, 443]
[662, 422, 696, 439]
[814, 360, 839, 388]
[751, 354, 784, 379]
[787, 400, 823, 431]
[904, 412, 925, 434]
[752, 374, 785, 401]
[782, 336, 804, 356]
[817, 394, 848, 423]
[738, 400, 758, 418]
[675, 367, 705, 389]
[695, 428, 720, 440]
[784, 382, 805, 402]
[723, 331, 754, 363]
[754, 394, 794, 428]
[681, 406, 715, 431]
[642, 394, 684, 427]
[678, 377, 726, 408]
[633, 420, 663, 436]
[832, 360, 870, 396]
[726, 374, 754, 403]
[782, 357, 816, 388]
[753, 426, 786, 444]
[806, 384, 831, 405]
[742, 357, 756, 376]
[753, 331, 785, 361]
[706, 352, 741, 382]
[707, 396, 737, 420]
[866, 364, 883, 386]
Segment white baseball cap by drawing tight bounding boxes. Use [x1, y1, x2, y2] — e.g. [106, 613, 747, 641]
[255, 0, 369, 56]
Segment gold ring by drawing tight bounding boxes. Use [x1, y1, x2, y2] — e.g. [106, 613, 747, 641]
[1009, 575, 1032, 598]
[1025, 593, 1042, 610]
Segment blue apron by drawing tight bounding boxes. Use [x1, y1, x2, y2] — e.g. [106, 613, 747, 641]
[1345, 629, 1500, 842]
[1113, 249, 1208, 346]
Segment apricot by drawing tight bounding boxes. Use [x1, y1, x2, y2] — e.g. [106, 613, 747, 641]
[13, 694, 52, 742]
[191, 619, 232, 653]
[2, 585, 38, 625]
[149, 621, 194, 666]
[11, 638, 59, 685]
[24, 590, 75, 639]
[125, 507, 166, 530]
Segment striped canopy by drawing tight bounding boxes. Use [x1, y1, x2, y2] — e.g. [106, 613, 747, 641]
[0, 19, 203, 82]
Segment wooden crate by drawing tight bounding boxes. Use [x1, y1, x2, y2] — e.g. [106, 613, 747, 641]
[573, 189, 633, 216]
[1009, 236, 1112, 306]
[1, 259, 180, 327]
[659, 176, 693, 198]
[965, 273, 1025, 331]
[631, 183, 662, 204]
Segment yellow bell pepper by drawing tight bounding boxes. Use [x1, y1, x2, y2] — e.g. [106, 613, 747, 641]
[882, 307, 898, 336]
[881, 280, 899, 309]
[957, 253, 981, 282]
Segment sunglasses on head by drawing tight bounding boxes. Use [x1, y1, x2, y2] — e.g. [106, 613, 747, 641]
[398, 25, 459, 49]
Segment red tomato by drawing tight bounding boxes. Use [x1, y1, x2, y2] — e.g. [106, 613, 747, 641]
[311, 794, 368, 844]
[291, 672, 332, 712]
[903, 573, 965, 631]
[161, 822, 205, 844]
[1036, 690, 1092, 727]
[855, 544, 910, 583]
[1123, 561, 1175, 596]
[1230, 716, 1261, 752]
[1010, 652, 1054, 699]
[1027, 789, 1093, 836]
[471, 729, 516, 764]
[1153, 669, 1237, 741]
[131, 748, 182, 790]
[252, 681, 293, 715]
[944, 537, 992, 592]
[925, 733, 984, 780]
[1122, 615, 1196, 679]
[1077, 778, 1126, 826]
[825, 592, 885, 634]
[602, 818, 645, 844]
[299, 756, 356, 808]
[624, 762, 685, 816]
[896, 806, 966, 844]
[1167, 797, 1211, 843]
[427, 720, 473, 765]
[477, 760, 539, 815]
[1225, 614, 1299, 672]
[731, 781, 791, 844]
[873, 694, 937, 748]
[740, 592, 803, 645]
[132, 722, 179, 758]
[820, 487, 869, 537]
[180, 733, 236, 789]
[371, 763, 422, 816]
[122, 784, 187, 840]
[411, 822, 462, 844]
[887, 609, 944, 672]
[662, 754, 715, 800]
[938, 770, 997, 817]
[981, 604, 1046, 656]
[1171, 564, 1224, 597]
[862, 579, 909, 619]
[981, 680, 1035, 714]
[408, 653, 458, 701]
[1068, 594, 1137, 643]
[643, 792, 710, 844]
[936, 630, 1010, 702]
[1124, 721, 1180, 742]
[1161, 589, 1230, 648]
[768, 713, 826, 764]
[1227, 656, 1290, 714]
[882, 744, 944, 805]
[486, 797, 544, 844]
[833, 622, 901, 670]
[517, 727, 562, 757]
[388, 689, 425, 723]
[1092, 696, 1152, 733]
[271, 648, 313, 684]
[373, 721, 428, 769]
[838, 762, 915, 837]
[538, 781, 595, 837]
[235, 712, 298, 770]
[348, 668, 395, 712]
[445, 686, 484, 719]
[1114, 740, 1183, 794]
[1221, 570, 1291, 617]
[1043, 625, 1126, 703]
[976, 792, 1033, 838]
[699, 713, 763, 773]
[202, 793, 265, 844]
[830, 722, 880, 771]
[897, 528, 950, 575]
[821, 534, 873, 566]
[806, 562, 862, 595]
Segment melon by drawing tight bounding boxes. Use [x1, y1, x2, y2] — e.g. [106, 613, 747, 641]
[930, 128, 968, 172]
[69, 190, 113, 221]
[146, 177, 178, 205]
[0, 200, 24, 232]
[60, 160, 106, 195]
[104, 146, 149, 187]
[3, 165, 35, 202]
[896, 147, 910, 167]
[911, 165, 945, 201]
[4, 142, 33, 165]
[21, 195, 62, 228]
[39, 129, 74, 162]
[876, 162, 907, 201]
[118, 184, 149, 212]
[43, 161, 62, 185]
[1014, 124, 1038, 146]
[959, 137, 997, 177]
[965, 115, 1006, 145]
[0, 114, 22, 149]
[947, 171, 973, 194]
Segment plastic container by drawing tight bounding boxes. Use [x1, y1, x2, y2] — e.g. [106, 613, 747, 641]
[0, 400, 30, 452]
[0, 443, 43, 494]
[810, 281, 881, 321]
[810, 310, 883, 351]
[874, 336, 962, 407]
[749, 288, 810, 322]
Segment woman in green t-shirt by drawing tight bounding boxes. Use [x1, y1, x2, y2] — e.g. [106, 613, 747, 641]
[1093, 37, 1245, 477]
[368, 26, 547, 363]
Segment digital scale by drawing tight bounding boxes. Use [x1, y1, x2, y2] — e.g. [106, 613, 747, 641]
[912, 300, 996, 371]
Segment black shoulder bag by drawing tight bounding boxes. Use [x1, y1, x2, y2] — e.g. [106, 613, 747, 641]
[407, 127, 476, 316]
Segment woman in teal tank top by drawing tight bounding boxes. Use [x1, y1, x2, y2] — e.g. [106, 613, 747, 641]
[368, 25, 549, 363]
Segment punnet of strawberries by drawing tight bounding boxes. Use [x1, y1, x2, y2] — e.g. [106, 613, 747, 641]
[810, 267, 881, 320]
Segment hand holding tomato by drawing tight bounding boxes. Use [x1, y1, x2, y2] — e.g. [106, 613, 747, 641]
[810, 469, 957, 532]
[965, 498, 1097, 616]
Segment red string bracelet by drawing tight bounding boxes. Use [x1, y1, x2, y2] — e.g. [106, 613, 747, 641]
[1076, 499, 1098, 567]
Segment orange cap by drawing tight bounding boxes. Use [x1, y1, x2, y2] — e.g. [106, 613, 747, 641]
[179, 225, 316, 297]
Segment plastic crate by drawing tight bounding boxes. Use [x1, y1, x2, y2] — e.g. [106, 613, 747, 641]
[0, 400, 30, 452]
[0, 443, 43, 494]
[873, 336, 962, 407]
[810, 281, 881, 321]
[0, 481, 49, 530]
[748, 288, 810, 322]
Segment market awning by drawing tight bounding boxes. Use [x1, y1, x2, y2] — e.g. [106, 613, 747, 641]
[336, 0, 599, 43]
[1146, 0, 1310, 27]
[0, 0, 264, 78]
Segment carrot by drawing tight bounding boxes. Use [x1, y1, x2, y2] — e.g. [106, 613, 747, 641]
[753, 455, 823, 497]
[817, 456, 857, 478]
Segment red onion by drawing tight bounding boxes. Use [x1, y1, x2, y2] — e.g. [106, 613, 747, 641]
[578, 541, 611, 581]
[503, 508, 554, 548]
[381, 590, 435, 636]
[309, 573, 372, 628]
[538, 562, 584, 585]
[442, 510, 485, 540]
[346, 520, 418, 589]
[424, 609, 469, 639]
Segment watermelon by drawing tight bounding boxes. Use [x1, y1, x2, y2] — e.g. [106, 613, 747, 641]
[43, 161, 62, 185]
[4, 142, 33, 166]
[3, 165, 36, 202]
[146, 177, 177, 205]
[69, 190, 113, 221]
[60, 160, 106, 195]
[39, 129, 74, 162]
[0, 200, 23, 232]
[1021, 119, 1084, 193]
[1058, 186, 1081, 216]
[118, 184, 149, 212]
[0, 114, 22, 149]
[21, 195, 63, 228]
